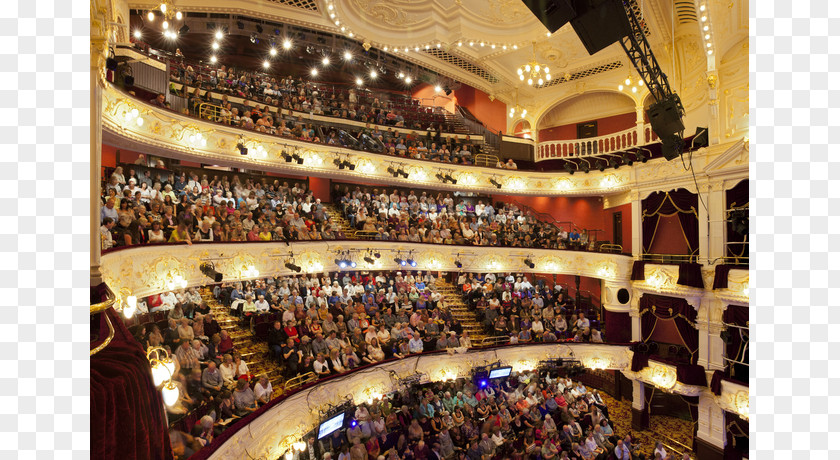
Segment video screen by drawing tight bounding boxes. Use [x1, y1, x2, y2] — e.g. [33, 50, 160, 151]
[488, 367, 512, 379]
[317, 412, 345, 439]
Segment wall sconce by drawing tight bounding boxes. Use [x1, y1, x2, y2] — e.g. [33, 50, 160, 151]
[600, 175, 620, 189]
[432, 368, 459, 382]
[146, 347, 179, 406]
[122, 107, 144, 127]
[512, 360, 537, 373]
[241, 265, 260, 278]
[583, 357, 609, 370]
[119, 287, 137, 319]
[164, 272, 188, 291]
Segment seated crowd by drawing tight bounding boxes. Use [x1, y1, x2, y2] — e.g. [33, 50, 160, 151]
[99, 166, 342, 250]
[457, 273, 603, 344]
[336, 185, 595, 249]
[214, 271, 471, 379]
[171, 366, 686, 460]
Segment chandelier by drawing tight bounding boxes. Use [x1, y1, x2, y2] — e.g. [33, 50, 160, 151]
[618, 70, 645, 93]
[145, 1, 184, 38]
[508, 88, 527, 119]
[517, 42, 551, 87]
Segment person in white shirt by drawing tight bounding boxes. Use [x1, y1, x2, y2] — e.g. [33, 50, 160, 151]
[254, 376, 273, 405]
[159, 291, 178, 310]
[255, 295, 270, 313]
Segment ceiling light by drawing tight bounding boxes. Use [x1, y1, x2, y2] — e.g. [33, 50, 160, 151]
[210, 55, 217, 63]
[404, 47, 409, 52]
[311, 68, 318, 76]
[513, 44, 518, 49]
[491, 44, 496, 49]
[340, 26, 346, 32]
[383, 46, 388, 51]
[322, 56, 330, 66]
[370, 70, 378, 78]
[631, 86, 637, 93]
[405, 76, 412, 83]
[436, 43, 441, 48]
[480, 42, 484, 47]
[263, 60, 270, 68]
[527, 78, 533, 85]
[343, 51, 352, 60]
[705, 34, 710, 39]
[699, 4, 706, 11]
[330, 13, 335, 18]
[212, 41, 219, 50]
[175, 11, 182, 20]
[283, 39, 292, 49]
[706, 42, 712, 47]
[133, 30, 142, 39]
[707, 49, 713, 55]
[701, 16, 707, 21]
[546, 31, 551, 37]
[147, 11, 155, 21]
[457, 41, 462, 46]
[425, 45, 430, 49]
[160, 3, 167, 13]
[215, 30, 223, 40]
[503, 45, 507, 50]
[269, 47, 277, 56]
[625, 77, 631, 85]
[468, 41, 474, 46]
[162, 20, 169, 29]
[356, 77, 363, 85]
[703, 25, 709, 31]
[434, 85, 442, 92]
[348, 32, 354, 37]
[398, 72, 404, 78]
[328, 4, 334, 10]
[415, 46, 420, 51]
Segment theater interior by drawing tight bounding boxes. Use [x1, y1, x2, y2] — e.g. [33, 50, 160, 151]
[90, 0, 749, 459]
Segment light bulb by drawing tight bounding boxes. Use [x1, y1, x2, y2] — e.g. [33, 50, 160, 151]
[212, 42, 219, 50]
[425, 45, 430, 49]
[525, 64, 531, 72]
[480, 42, 484, 47]
[383, 46, 388, 51]
[147, 11, 155, 21]
[330, 13, 335, 18]
[175, 11, 182, 20]
[469, 41, 474, 46]
[625, 78, 631, 85]
[538, 78, 544, 85]
[703, 25, 709, 31]
[328, 4, 334, 10]
[133, 30, 142, 39]
[356, 77, 363, 85]
[210, 55, 217, 63]
[545, 74, 551, 80]
[151, 362, 167, 386]
[162, 21, 169, 30]
[434, 85, 442, 92]
[162, 381, 180, 406]
[491, 44, 496, 49]
[618, 84, 624, 90]
[700, 4, 706, 11]
[535, 65, 540, 72]
[370, 70, 377, 78]
[283, 40, 292, 49]
[631, 86, 637, 93]
[527, 78, 533, 85]
[503, 45, 507, 50]
[638, 79, 644, 86]
[509, 112, 514, 118]
[705, 34, 710, 39]
[415, 46, 419, 51]
[344, 51, 352, 60]
[322, 56, 330, 66]
[457, 42, 462, 46]
[436, 43, 441, 48]
[513, 45, 518, 49]
[701, 16, 707, 21]
[348, 32, 354, 37]
[263, 60, 270, 68]
[311, 68, 318, 76]
[707, 50, 713, 55]
[160, 3, 167, 13]
[519, 75, 524, 81]
[546, 31, 551, 37]
[340, 26, 346, 32]
[123, 304, 136, 319]
[517, 68, 523, 75]
[269, 47, 277, 56]
[521, 109, 526, 116]
[398, 72, 404, 78]
[405, 76, 412, 83]
[707, 42, 712, 47]
[136, 117, 144, 127]
[544, 66, 549, 73]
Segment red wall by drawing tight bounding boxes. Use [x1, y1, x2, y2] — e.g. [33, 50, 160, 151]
[649, 318, 685, 345]
[607, 203, 632, 251]
[538, 112, 637, 142]
[411, 83, 456, 113]
[308, 177, 332, 202]
[605, 311, 631, 342]
[492, 194, 621, 244]
[533, 274, 601, 305]
[453, 85, 507, 134]
[648, 214, 690, 255]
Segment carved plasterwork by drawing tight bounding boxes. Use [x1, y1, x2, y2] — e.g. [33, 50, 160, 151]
[717, 379, 749, 420]
[623, 361, 706, 397]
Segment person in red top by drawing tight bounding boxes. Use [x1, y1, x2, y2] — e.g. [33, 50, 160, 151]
[284, 320, 300, 343]
[217, 330, 234, 355]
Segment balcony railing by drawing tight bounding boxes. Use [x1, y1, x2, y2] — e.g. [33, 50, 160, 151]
[536, 124, 657, 161]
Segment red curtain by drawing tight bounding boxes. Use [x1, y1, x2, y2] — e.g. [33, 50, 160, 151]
[642, 189, 699, 256]
[725, 179, 749, 262]
[639, 294, 699, 366]
[724, 411, 750, 459]
[91, 307, 172, 460]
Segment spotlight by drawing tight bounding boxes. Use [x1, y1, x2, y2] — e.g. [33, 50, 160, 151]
[263, 60, 270, 69]
[387, 166, 398, 177]
[455, 260, 462, 268]
[282, 150, 293, 162]
[374, 252, 381, 259]
[210, 55, 217, 63]
[269, 47, 277, 56]
[398, 72, 404, 78]
[597, 161, 606, 172]
[524, 258, 535, 269]
[355, 77, 363, 85]
[215, 30, 224, 39]
[179, 24, 189, 35]
[581, 163, 590, 174]
[333, 158, 343, 168]
[133, 30, 142, 39]
[237, 140, 248, 155]
[212, 41, 220, 50]
[394, 257, 406, 266]
[364, 256, 375, 264]
[622, 153, 634, 166]
[405, 76, 412, 84]
[407, 258, 417, 267]
[489, 178, 502, 189]
[610, 158, 620, 169]
[434, 85, 442, 92]
[479, 380, 488, 388]
[638, 151, 649, 163]
[564, 163, 575, 175]
[283, 39, 292, 49]
[349, 260, 357, 268]
[250, 33, 258, 44]
[435, 173, 445, 182]
[398, 169, 409, 179]
[370, 70, 378, 79]
[237, 21, 245, 30]
[199, 262, 223, 282]
[310, 68, 319, 76]
[322, 56, 330, 66]
[344, 51, 352, 61]
[291, 153, 304, 164]
[285, 262, 302, 273]
[335, 258, 347, 268]
[444, 86, 452, 95]
[256, 24, 264, 33]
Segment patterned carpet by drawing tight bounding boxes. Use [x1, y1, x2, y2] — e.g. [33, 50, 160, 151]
[598, 389, 695, 459]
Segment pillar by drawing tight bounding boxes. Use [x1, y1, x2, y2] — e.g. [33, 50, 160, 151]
[697, 185, 710, 264]
[697, 297, 727, 372]
[630, 192, 642, 256]
[695, 392, 726, 460]
[90, 27, 107, 286]
[707, 181, 727, 263]
[630, 379, 649, 430]
[635, 104, 646, 144]
[602, 280, 633, 343]
[628, 289, 642, 342]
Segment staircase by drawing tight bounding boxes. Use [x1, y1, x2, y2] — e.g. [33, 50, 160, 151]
[443, 112, 471, 135]
[324, 203, 360, 239]
[201, 288, 286, 392]
[435, 279, 487, 343]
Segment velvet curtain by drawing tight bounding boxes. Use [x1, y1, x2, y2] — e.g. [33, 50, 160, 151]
[632, 294, 701, 378]
[91, 307, 172, 460]
[723, 305, 749, 382]
[726, 179, 749, 263]
[713, 264, 742, 289]
[724, 411, 750, 459]
[630, 261, 704, 289]
[642, 189, 699, 255]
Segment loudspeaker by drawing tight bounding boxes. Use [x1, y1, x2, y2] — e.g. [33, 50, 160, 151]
[569, 0, 631, 55]
[660, 134, 684, 161]
[520, 0, 577, 33]
[647, 95, 685, 139]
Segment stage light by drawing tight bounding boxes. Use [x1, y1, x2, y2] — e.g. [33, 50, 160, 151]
[344, 51, 352, 61]
[133, 30, 142, 39]
[283, 39, 292, 49]
[179, 24, 189, 35]
[355, 77, 363, 85]
[374, 252, 381, 259]
[370, 70, 378, 79]
[212, 41, 219, 50]
[210, 55, 217, 63]
[311, 68, 318, 76]
[199, 262, 223, 282]
[237, 21, 245, 30]
[434, 85, 442, 92]
[364, 256, 375, 264]
[479, 380, 488, 388]
[262, 60, 270, 69]
[407, 258, 417, 267]
[489, 178, 502, 189]
[322, 56, 330, 66]
[269, 47, 277, 56]
[285, 262, 302, 273]
[215, 30, 224, 40]
[405, 76, 412, 84]
[622, 153, 634, 166]
[455, 260, 462, 268]
[524, 258, 535, 269]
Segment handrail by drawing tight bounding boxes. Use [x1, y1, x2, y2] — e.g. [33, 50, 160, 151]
[499, 198, 604, 237]
[536, 124, 657, 161]
[600, 243, 623, 253]
[646, 427, 694, 456]
[198, 102, 225, 123]
[639, 253, 698, 264]
[282, 371, 317, 393]
[473, 153, 500, 167]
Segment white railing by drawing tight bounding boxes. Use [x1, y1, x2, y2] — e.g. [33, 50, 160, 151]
[536, 124, 657, 161]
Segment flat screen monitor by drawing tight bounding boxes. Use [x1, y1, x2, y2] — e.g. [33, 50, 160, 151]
[488, 367, 512, 379]
[317, 412, 345, 439]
